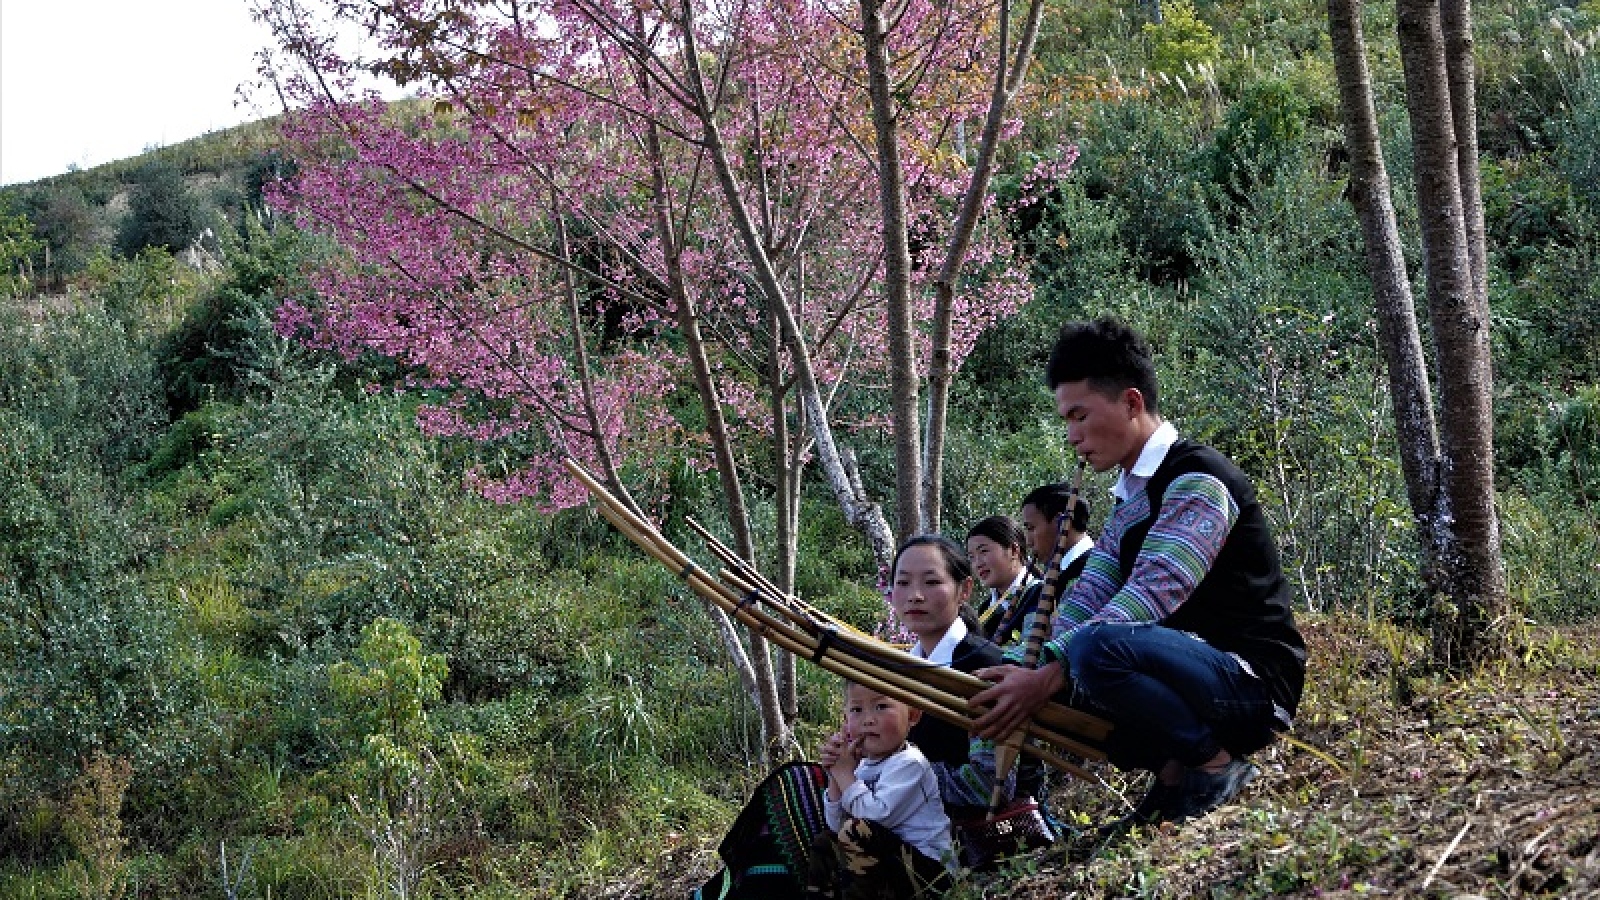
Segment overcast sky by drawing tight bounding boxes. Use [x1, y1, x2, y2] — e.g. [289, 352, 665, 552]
[1, 1, 287, 185]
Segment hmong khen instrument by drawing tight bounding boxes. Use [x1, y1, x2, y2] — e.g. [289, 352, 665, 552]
[562, 456, 1112, 780]
[988, 459, 1089, 817]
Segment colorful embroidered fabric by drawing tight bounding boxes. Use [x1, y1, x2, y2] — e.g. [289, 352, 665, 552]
[694, 762, 829, 899]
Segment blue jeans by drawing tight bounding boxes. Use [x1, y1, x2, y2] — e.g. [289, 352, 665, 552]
[1066, 623, 1278, 772]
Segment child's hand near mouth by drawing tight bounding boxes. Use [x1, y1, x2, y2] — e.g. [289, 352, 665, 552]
[820, 726, 861, 798]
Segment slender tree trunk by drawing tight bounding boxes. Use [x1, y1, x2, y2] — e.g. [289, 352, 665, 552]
[766, 300, 800, 722]
[1438, 0, 1489, 305]
[701, 114, 896, 572]
[924, 0, 1046, 532]
[636, 40, 791, 757]
[552, 194, 649, 523]
[557, 201, 765, 706]
[658, 233, 790, 755]
[1325, 0, 1449, 577]
[859, 0, 925, 539]
[1394, 0, 1508, 665]
[678, 0, 898, 574]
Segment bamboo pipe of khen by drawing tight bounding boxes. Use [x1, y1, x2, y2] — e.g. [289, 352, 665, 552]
[684, 516, 1109, 743]
[987, 459, 1090, 817]
[564, 458, 1106, 777]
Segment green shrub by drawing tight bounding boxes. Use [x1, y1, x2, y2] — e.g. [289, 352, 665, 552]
[1554, 49, 1600, 209]
[1209, 76, 1312, 202]
[1479, 155, 1576, 277]
[1499, 387, 1600, 619]
[1500, 488, 1600, 624]
[115, 161, 202, 257]
[329, 617, 487, 899]
[974, 162, 1145, 431]
[1495, 214, 1600, 386]
[938, 422, 1099, 538]
[1144, 0, 1221, 76]
[0, 299, 178, 796]
[4, 183, 105, 283]
[80, 247, 203, 337]
[1159, 160, 1420, 616]
[0, 300, 164, 474]
[793, 496, 879, 604]
[329, 617, 448, 750]
[158, 219, 322, 414]
[1073, 98, 1219, 283]
[0, 202, 42, 297]
[0, 411, 192, 796]
[1030, 0, 1145, 84]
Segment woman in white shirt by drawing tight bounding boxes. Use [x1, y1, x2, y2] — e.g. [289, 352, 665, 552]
[891, 535, 1015, 820]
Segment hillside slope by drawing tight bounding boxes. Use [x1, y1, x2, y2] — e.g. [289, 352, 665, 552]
[647, 619, 1599, 899]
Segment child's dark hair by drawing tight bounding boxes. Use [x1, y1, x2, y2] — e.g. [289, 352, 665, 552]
[890, 534, 974, 584]
[1045, 317, 1160, 415]
[1022, 482, 1092, 533]
[965, 515, 1027, 556]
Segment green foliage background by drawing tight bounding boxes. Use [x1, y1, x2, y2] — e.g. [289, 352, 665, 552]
[3, 1, 1600, 896]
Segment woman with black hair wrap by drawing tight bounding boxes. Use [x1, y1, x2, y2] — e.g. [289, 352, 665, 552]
[964, 515, 1036, 646]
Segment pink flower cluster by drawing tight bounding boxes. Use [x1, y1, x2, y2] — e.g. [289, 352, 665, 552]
[259, 0, 1074, 510]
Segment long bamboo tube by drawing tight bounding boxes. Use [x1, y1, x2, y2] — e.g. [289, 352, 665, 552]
[709, 567, 1106, 759]
[598, 505, 1100, 774]
[591, 504, 970, 722]
[685, 516, 1110, 742]
[683, 517, 841, 625]
[565, 457, 1109, 778]
[604, 502, 1090, 754]
[588, 483, 1101, 760]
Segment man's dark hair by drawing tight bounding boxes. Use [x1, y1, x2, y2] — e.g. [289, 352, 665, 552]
[1045, 317, 1160, 415]
[1021, 482, 1092, 533]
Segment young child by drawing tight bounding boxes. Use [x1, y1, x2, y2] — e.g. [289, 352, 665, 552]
[807, 681, 953, 899]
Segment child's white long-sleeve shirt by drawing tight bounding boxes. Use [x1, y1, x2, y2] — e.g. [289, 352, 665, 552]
[825, 743, 953, 864]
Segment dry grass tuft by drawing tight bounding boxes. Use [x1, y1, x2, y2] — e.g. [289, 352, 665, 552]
[989, 616, 1600, 898]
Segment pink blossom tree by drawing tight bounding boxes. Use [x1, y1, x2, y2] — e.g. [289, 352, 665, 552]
[253, 0, 1065, 754]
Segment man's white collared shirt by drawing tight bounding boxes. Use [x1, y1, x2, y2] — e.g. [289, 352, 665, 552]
[1059, 533, 1095, 570]
[1113, 421, 1179, 503]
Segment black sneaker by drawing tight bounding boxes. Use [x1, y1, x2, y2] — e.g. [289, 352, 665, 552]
[1174, 758, 1259, 821]
[1097, 778, 1178, 835]
[1130, 778, 1180, 824]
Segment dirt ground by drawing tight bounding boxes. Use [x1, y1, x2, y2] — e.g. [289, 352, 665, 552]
[999, 618, 1600, 898]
